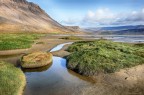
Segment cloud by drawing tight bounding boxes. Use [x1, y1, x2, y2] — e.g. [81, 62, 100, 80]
[60, 18, 80, 26]
[82, 8, 144, 26]
[84, 8, 115, 25]
[61, 8, 144, 27]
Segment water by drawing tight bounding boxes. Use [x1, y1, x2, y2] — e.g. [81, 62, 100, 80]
[112, 36, 144, 43]
[92, 35, 144, 43]
[50, 42, 73, 52]
[53, 35, 144, 43]
[24, 43, 94, 95]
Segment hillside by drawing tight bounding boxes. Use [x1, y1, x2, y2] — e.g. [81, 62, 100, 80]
[0, 0, 73, 33]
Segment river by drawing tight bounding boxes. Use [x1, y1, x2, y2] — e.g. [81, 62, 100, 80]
[23, 43, 94, 95]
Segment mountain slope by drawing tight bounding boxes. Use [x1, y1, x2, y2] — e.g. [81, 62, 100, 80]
[85, 25, 144, 35]
[0, 0, 70, 33]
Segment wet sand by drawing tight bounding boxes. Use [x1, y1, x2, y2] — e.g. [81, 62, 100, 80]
[79, 64, 144, 95]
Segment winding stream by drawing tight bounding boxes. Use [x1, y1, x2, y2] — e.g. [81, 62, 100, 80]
[24, 43, 94, 95]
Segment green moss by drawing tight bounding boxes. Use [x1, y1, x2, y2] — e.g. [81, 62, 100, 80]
[0, 61, 26, 95]
[0, 33, 44, 50]
[67, 40, 144, 76]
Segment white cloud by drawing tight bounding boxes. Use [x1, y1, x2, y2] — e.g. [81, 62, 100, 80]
[61, 18, 80, 26]
[62, 8, 144, 27]
[83, 8, 116, 25]
[82, 8, 144, 26]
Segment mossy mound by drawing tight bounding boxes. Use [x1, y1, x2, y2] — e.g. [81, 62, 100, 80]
[67, 40, 144, 76]
[21, 52, 53, 68]
[0, 61, 26, 95]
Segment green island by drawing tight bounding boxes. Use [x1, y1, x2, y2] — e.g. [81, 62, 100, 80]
[0, 61, 26, 95]
[67, 40, 144, 76]
[0, 33, 44, 50]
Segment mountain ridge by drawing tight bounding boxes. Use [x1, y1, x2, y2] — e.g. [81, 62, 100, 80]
[84, 25, 144, 35]
[0, 0, 74, 33]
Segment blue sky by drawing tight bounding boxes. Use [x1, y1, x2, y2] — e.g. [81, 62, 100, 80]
[28, 0, 144, 27]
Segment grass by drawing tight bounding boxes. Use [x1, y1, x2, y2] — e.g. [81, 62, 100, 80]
[21, 52, 53, 68]
[0, 61, 26, 95]
[60, 35, 82, 40]
[36, 42, 45, 44]
[67, 40, 144, 76]
[0, 33, 44, 50]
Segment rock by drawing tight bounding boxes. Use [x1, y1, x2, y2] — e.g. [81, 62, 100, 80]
[21, 51, 53, 68]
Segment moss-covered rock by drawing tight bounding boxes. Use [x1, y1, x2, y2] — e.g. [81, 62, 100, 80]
[0, 61, 26, 95]
[21, 51, 53, 68]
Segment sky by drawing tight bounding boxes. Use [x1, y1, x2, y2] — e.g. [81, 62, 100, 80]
[28, 0, 144, 27]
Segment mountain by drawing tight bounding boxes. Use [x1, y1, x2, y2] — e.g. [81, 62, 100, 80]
[85, 25, 144, 35]
[0, 0, 74, 33]
[65, 26, 81, 31]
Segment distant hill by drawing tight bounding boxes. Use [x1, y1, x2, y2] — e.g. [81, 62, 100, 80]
[84, 25, 144, 35]
[0, 0, 76, 33]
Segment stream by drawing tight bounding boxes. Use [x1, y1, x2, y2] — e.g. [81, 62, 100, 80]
[23, 43, 94, 95]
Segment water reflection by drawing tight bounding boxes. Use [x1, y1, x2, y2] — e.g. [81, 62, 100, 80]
[24, 56, 93, 95]
[22, 63, 52, 73]
[67, 69, 96, 83]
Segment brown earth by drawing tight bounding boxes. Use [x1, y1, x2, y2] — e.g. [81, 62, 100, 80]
[78, 64, 144, 95]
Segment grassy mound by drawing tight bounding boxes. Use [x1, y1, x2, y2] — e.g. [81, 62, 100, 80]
[21, 52, 53, 68]
[0, 61, 26, 95]
[0, 33, 44, 50]
[67, 40, 144, 76]
[60, 36, 82, 40]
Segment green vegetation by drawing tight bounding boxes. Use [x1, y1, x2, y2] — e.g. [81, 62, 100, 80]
[21, 52, 53, 68]
[0, 33, 44, 50]
[67, 40, 144, 76]
[60, 35, 82, 40]
[0, 61, 26, 95]
[36, 42, 45, 44]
